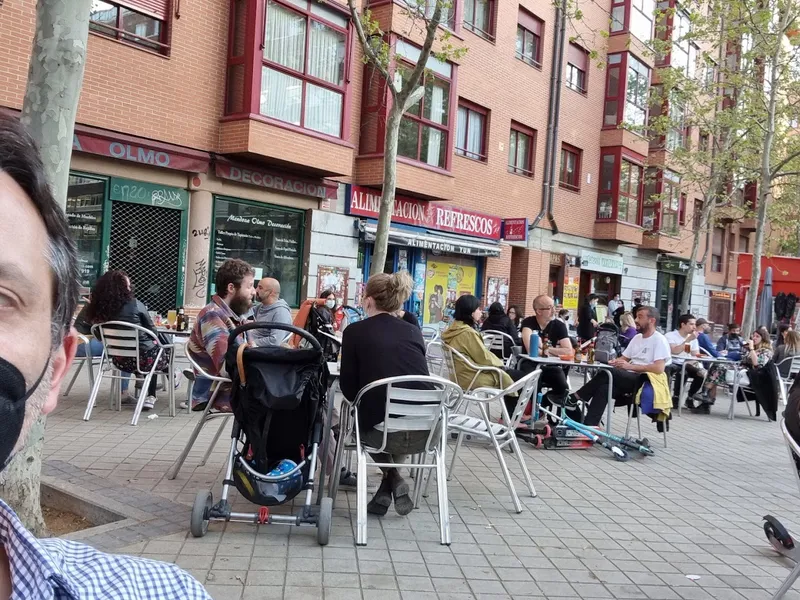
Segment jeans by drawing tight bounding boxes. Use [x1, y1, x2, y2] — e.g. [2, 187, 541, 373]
[362, 427, 440, 474]
[76, 339, 130, 392]
[574, 369, 640, 426]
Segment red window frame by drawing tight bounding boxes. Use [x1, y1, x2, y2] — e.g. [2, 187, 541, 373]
[463, 0, 496, 41]
[455, 100, 488, 162]
[394, 39, 456, 172]
[596, 147, 645, 224]
[508, 121, 536, 177]
[257, 0, 351, 139]
[566, 43, 588, 94]
[559, 143, 582, 190]
[89, 0, 170, 55]
[693, 199, 703, 230]
[603, 52, 650, 130]
[610, 0, 655, 41]
[644, 167, 681, 234]
[516, 9, 543, 68]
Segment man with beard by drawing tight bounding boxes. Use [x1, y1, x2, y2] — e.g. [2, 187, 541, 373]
[251, 277, 293, 347]
[0, 114, 210, 598]
[187, 258, 255, 411]
[568, 306, 671, 427]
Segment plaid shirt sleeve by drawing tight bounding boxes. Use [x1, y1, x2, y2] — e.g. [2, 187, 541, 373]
[1, 500, 212, 600]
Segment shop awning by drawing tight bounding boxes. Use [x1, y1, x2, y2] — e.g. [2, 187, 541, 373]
[363, 223, 501, 257]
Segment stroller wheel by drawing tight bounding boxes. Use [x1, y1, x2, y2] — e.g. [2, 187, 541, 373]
[532, 434, 544, 449]
[190, 490, 213, 538]
[317, 497, 333, 546]
[764, 515, 795, 551]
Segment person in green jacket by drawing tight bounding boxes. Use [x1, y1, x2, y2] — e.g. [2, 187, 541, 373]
[441, 295, 524, 415]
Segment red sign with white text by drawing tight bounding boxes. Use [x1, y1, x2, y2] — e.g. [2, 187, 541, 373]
[347, 186, 502, 240]
[73, 133, 210, 173]
[502, 218, 528, 242]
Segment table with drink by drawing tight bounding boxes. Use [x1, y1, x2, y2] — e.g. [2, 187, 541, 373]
[152, 307, 192, 338]
[518, 331, 617, 435]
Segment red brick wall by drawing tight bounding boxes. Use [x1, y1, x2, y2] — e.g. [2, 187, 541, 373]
[483, 244, 512, 306]
[508, 247, 549, 316]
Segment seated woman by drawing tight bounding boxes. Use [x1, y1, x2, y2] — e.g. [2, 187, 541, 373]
[481, 301, 521, 358]
[775, 329, 800, 378]
[74, 301, 132, 399]
[619, 312, 637, 346]
[339, 272, 431, 517]
[441, 295, 524, 416]
[705, 326, 774, 411]
[84, 270, 178, 411]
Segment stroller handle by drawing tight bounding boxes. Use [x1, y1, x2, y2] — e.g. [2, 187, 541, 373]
[228, 322, 323, 352]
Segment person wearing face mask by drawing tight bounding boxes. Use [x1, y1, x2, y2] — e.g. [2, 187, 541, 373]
[338, 272, 431, 516]
[186, 258, 256, 412]
[577, 294, 599, 341]
[0, 115, 211, 600]
[251, 277, 293, 346]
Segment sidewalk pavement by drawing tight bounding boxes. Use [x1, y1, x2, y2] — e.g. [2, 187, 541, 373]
[41, 370, 800, 600]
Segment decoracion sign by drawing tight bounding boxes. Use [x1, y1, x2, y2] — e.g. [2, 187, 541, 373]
[348, 186, 502, 240]
[109, 177, 189, 211]
[502, 218, 528, 242]
[580, 250, 624, 275]
[216, 162, 338, 200]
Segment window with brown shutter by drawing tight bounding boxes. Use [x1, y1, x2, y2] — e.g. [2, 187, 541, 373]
[89, 0, 171, 55]
[516, 9, 544, 67]
[566, 43, 588, 93]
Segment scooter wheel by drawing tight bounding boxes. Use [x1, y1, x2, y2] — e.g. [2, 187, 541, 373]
[611, 446, 630, 462]
[764, 515, 795, 551]
[533, 434, 544, 449]
[639, 438, 650, 448]
[543, 425, 552, 437]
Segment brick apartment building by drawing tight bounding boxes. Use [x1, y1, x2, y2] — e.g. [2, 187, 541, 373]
[0, 0, 746, 329]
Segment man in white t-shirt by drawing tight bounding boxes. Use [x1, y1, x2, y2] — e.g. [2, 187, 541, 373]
[570, 306, 671, 426]
[664, 313, 707, 411]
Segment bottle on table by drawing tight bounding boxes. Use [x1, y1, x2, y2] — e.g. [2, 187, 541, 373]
[587, 345, 596, 364]
[529, 331, 540, 357]
[177, 307, 186, 332]
[541, 337, 550, 356]
[574, 347, 583, 363]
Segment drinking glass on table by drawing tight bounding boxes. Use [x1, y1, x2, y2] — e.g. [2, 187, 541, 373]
[167, 309, 177, 328]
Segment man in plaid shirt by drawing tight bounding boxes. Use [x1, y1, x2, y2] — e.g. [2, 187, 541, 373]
[0, 114, 210, 599]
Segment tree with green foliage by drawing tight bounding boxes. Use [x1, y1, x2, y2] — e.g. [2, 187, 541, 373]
[346, 0, 464, 275]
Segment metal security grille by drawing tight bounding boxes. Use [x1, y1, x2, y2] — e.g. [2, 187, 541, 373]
[108, 201, 181, 315]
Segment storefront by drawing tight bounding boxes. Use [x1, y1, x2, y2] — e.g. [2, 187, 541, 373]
[708, 290, 734, 326]
[548, 253, 564, 302]
[579, 250, 624, 320]
[656, 256, 691, 331]
[346, 186, 503, 329]
[66, 173, 190, 315]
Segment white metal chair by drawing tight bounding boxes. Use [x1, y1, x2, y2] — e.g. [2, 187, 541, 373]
[329, 374, 462, 546]
[64, 334, 102, 397]
[777, 356, 800, 406]
[84, 322, 175, 426]
[167, 352, 233, 480]
[444, 370, 541, 514]
[421, 326, 440, 345]
[481, 330, 517, 367]
[433, 341, 507, 394]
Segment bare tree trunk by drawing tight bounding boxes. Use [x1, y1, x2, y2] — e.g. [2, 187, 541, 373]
[0, 0, 91, 534]
[796, 222, 800, 258]
[20, 0, 92, 210]
[741, 8, 786, 336]
[371, 105, 402, 277]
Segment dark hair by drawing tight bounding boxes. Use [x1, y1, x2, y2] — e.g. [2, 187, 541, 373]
[558, 309, 570, 319]
[678, 313, 696, 327]
[753, 326, 772, 350]
[0, 114, 79, 347]
[85, 270, 134, 324]
[728, 322, 741, 331]
[779, 323, 791, 335]
[434, 284, 443, 294]
[454, 295, 480, 327]
[487, 302, 505, 316]
[319, 289, 335, 299]
[633, 297, 642, 304]
[586, 294, 598, 303]
[507, 304, 521, 326]
[215, 258, 255, 297]
[640, 306, 660, 321]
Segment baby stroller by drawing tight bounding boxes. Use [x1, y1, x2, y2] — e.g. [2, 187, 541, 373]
[189, 323, 334, 545]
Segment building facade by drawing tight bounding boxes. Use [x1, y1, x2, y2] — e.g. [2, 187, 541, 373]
[0, 0, 743, 327]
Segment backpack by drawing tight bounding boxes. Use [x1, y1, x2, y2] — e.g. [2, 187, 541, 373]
[787, 293, 798, 322]
[594, 323, 621, 364]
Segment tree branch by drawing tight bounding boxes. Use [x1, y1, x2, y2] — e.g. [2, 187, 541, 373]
[397, 1, 443, 105]
[347, 0, 393, 93]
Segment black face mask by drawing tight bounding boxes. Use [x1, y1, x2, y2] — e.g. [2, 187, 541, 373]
[0, 357, 47, 471]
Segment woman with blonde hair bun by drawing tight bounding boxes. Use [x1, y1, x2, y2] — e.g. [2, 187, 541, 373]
[339, 271, 432, 517]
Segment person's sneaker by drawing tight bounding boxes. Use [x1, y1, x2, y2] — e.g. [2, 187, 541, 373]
[120, 393, 137, 406]
[339, 468, 357, 488]
[182, 368, 196, 381]
[173, 370, 183, 389]
[691, 403, 711, 415]
[142, 396, 157, 411]
[683, 399, 695, 410]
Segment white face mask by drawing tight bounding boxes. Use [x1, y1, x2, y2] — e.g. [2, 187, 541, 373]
[325, 299, 336, 309]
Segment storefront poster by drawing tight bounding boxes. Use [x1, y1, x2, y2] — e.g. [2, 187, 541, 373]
[398, 248, 409, 271]
[354, 282, 365, 309]
[563, 278, 580, 310]
[486, 277, 509, 309]
[317, 266, 349, 303]
[631, 290, 652, 305]
[424, 261, 477, 328]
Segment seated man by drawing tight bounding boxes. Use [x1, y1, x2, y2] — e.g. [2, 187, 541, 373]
[251, 277, 293, 346]
[520, 295, 573, 415]
[665, 314, 707, 410]
[695, 318, 719, 358]
[186, 258, 255, 412]
[0, 113, 210, 599]
[569, 306, 671, 427]
[717, 322, 743, 361]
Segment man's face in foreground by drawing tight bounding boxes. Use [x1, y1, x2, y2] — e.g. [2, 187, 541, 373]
[0, 171, 75, 455]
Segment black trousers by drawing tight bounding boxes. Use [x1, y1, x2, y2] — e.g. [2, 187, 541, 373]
[517, 363, 572, 420]
[575, 369, 640, 426]
[502, 368, 526, 417]
[668, 362, 706, 399]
